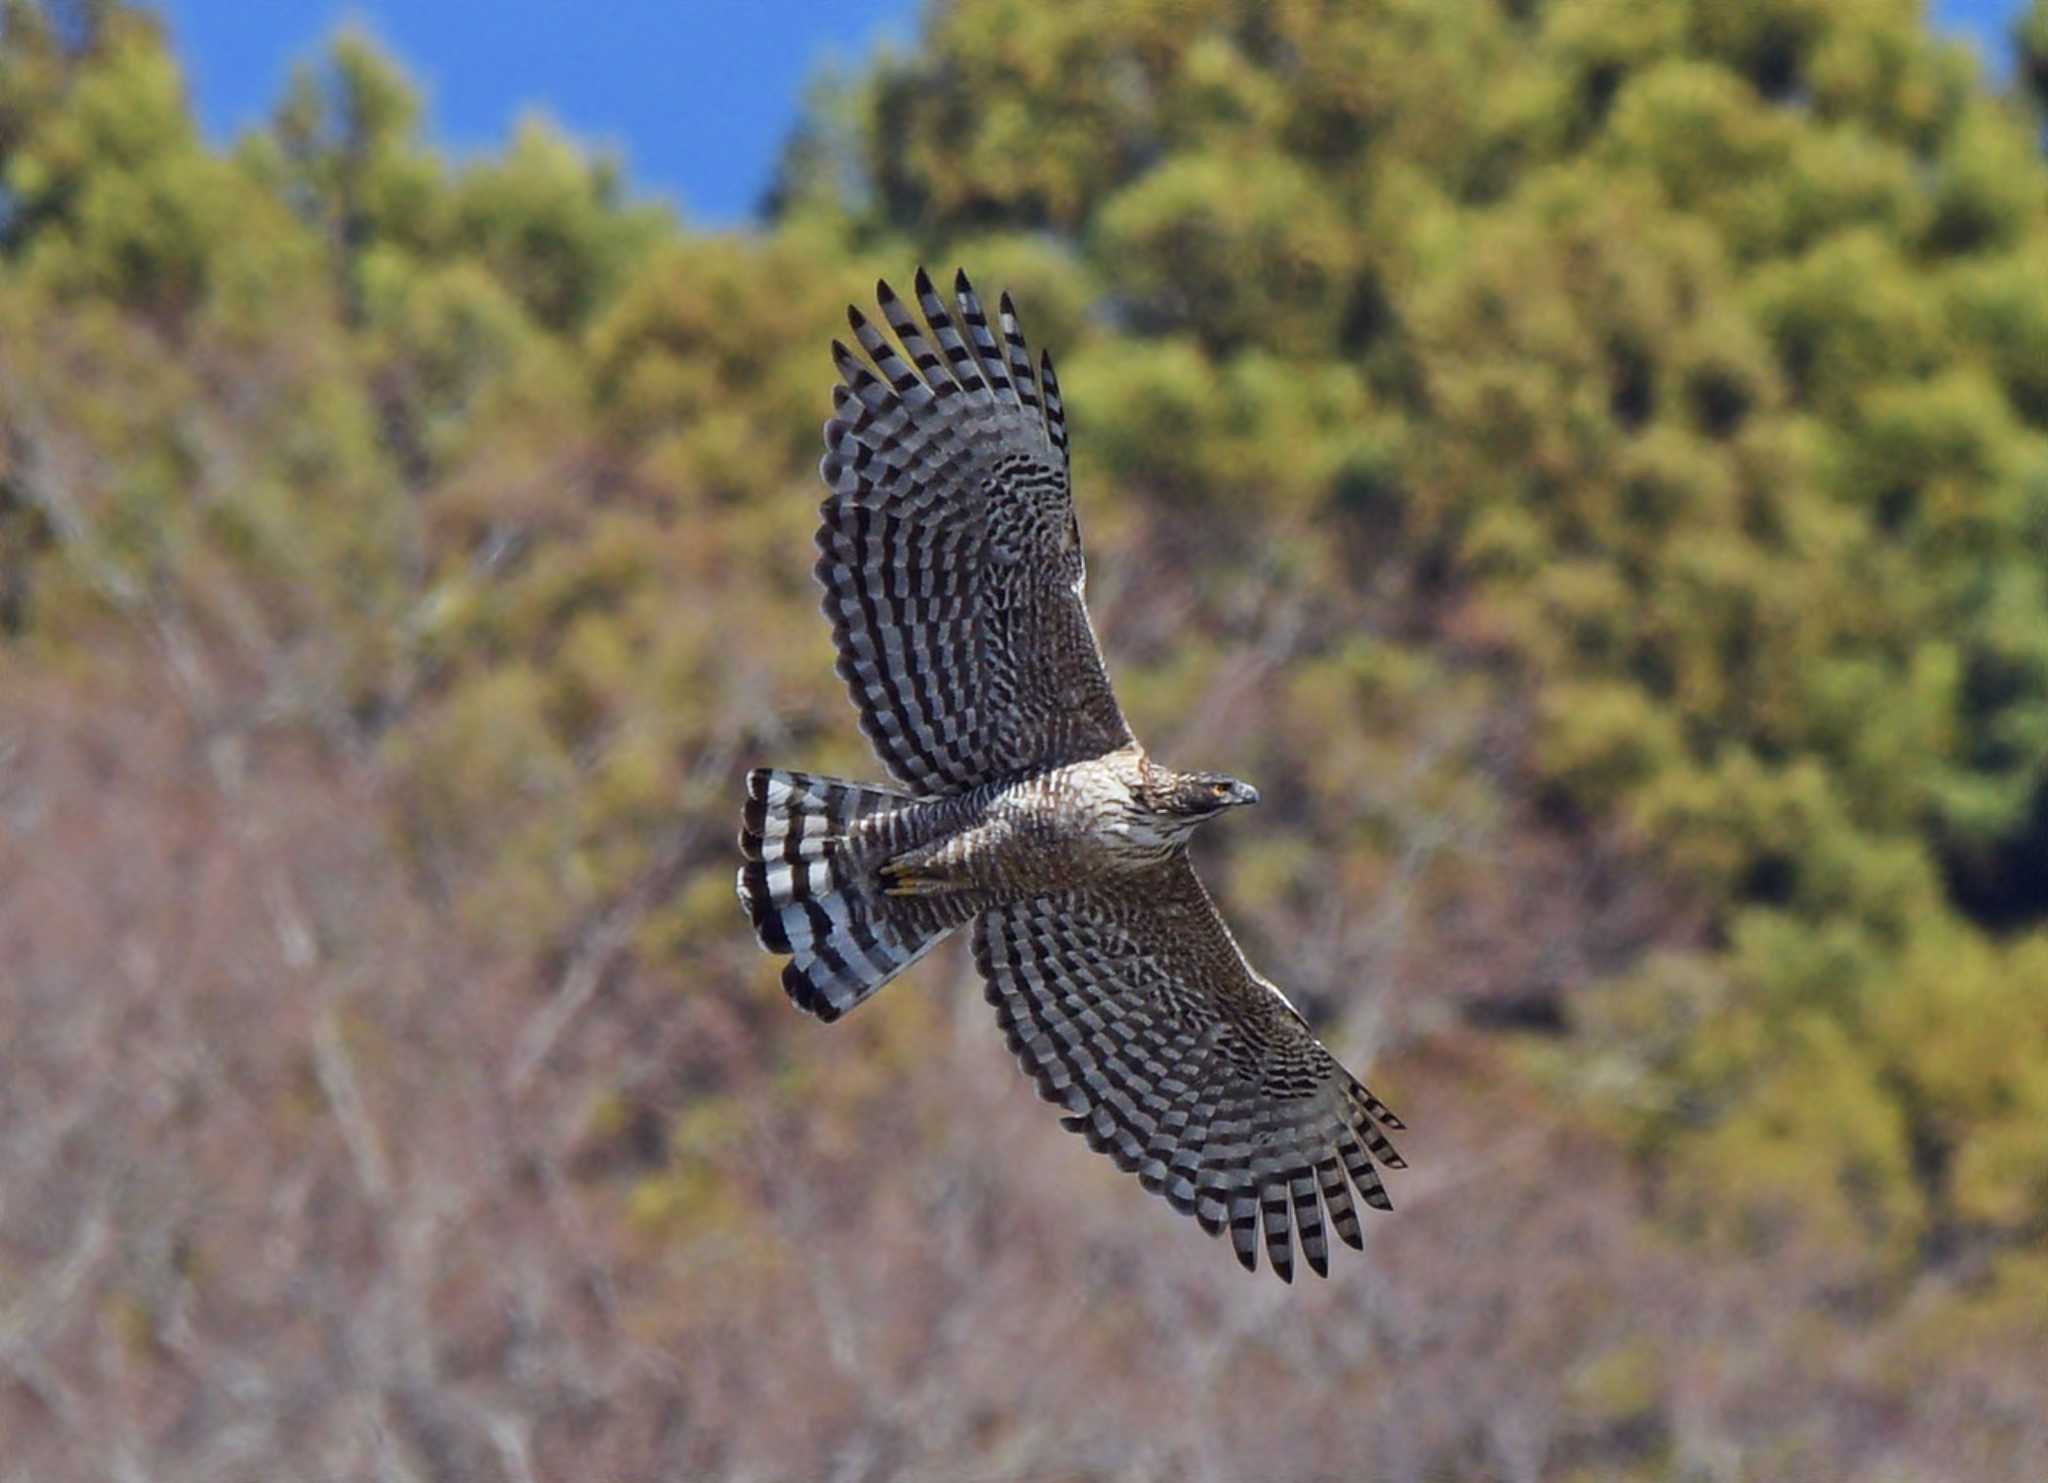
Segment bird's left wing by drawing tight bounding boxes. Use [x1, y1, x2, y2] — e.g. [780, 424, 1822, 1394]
[971, 855, 1405, 1282]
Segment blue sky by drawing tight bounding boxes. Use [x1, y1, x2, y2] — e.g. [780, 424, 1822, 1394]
[153, 1, 2027, 228]
[153, 0, 922, 225]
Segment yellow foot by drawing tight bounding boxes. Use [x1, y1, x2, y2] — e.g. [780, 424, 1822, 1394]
[879, 860, 953, 897]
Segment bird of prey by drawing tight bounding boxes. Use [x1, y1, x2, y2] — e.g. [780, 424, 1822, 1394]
[737, 269, 1404, 1281]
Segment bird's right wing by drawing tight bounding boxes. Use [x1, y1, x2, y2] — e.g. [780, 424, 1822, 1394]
[971, 855, 1406, 1282]
[816, 269, 1132, 797]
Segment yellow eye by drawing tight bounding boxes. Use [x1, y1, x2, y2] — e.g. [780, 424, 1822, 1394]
[1211, 782, 1231, 798]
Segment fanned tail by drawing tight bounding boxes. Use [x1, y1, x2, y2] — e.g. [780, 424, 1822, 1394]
[736, 768, 967, 1020]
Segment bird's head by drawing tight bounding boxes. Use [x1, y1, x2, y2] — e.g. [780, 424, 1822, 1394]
[1141, 766, 1261, 824]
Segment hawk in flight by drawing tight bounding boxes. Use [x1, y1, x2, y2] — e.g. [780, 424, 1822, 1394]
[738, 270, 1404, 1280]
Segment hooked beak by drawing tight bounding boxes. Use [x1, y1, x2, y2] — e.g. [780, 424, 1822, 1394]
[1233, 780, 1261, 808]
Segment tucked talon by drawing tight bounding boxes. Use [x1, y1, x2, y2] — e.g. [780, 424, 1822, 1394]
[881, 863, 949, 897]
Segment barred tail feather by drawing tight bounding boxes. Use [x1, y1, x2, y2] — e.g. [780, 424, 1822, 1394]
[736, 768, 958, 1021]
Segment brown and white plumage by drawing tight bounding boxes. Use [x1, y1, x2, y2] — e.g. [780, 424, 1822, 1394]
[738, 269, 1405, 1281]
[977, 858, 1406, 1280]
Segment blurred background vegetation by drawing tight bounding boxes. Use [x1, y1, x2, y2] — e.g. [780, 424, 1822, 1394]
[4, 0, 2048, 1478]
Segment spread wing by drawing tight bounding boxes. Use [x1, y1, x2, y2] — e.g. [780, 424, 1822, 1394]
[816, 268, 1132, 796]
[971, 855, 1406, 1282]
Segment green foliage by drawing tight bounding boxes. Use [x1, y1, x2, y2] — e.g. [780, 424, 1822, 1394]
[446, 116, 672, 332]
[2025, 1, 2048, 110]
